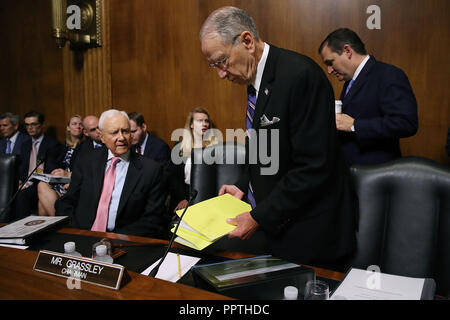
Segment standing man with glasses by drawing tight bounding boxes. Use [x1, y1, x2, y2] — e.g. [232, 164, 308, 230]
[200, 7, 356, 269]
[0, 112, 30, 155]
[13, 111, 63, 221]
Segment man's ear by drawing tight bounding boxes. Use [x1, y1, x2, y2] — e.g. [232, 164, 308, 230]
[241, 31, 255, 51]
[343, 44, 353, 59]
[142, 123, 147, 132]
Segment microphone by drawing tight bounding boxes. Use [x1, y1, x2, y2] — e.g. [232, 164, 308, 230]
[148, 189, 198, 278]
[0, 157, 45, 220]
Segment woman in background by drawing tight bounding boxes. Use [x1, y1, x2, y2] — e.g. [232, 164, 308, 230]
[170, 107, 217, 214]
[37, 115, 84, 216]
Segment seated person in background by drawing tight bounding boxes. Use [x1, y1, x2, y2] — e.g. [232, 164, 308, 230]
[37, 115, 85, 216]
[0, 112, 30, 155]
[78, 115, 103, 153]
[128, 112, 172, 188]
[55, 109, 167, 238]
[14, 111, 63, 220]
[170, 107, 217, 215]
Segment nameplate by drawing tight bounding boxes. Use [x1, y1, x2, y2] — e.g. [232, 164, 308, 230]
[33, 250, 128, 290]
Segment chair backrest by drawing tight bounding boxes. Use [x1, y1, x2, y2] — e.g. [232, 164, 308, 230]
[0, 154, 18, 222]
[190, 142, 246, 204]
[350, 156, 450, 297]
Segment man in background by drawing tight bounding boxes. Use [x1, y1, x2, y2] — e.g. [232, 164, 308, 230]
[128, 112, 171, 187]
[0, 112, 30, 155]
[319, 28, 418, 166]
[78, 115, 103, 152]
[14, 111, 62, 220]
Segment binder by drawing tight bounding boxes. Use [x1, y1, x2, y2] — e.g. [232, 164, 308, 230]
[191, 255, 315, 300]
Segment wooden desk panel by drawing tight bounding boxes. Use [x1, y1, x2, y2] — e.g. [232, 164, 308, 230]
[0, 246, 230, 300]
[57, 227, 346, 282]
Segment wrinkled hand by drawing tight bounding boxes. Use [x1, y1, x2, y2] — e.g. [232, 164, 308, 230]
[218, 184, 244, 200]
[336, 113, 355, 132]
[227, 212, 259, 240]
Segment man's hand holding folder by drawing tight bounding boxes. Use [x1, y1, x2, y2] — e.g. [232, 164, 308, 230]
[219, 184, 260, 241]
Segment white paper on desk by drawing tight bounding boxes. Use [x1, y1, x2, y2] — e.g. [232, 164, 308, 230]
[141, 253, 201, 282]
[0, 244, 29, 250]
[330, 268, 425, 300]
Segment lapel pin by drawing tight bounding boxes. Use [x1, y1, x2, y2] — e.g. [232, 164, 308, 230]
[264, 88, 269, 95]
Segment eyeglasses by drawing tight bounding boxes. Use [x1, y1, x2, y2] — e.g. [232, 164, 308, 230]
[208, 33, 242, 70]
[24, 122, 41, 128]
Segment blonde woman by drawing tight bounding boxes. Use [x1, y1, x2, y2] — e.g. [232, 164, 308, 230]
[171, 108, 217, 213]
[37, 115, 84, 216]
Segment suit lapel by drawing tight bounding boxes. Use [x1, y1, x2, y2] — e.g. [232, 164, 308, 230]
[342, 56, 376, 102]
[117, 152, 142, 216]
[252, 45, 278, 130]
[93, 148, 108, 204]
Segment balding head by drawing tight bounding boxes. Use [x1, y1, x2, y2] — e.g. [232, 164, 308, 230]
[82, 115, 101, 143]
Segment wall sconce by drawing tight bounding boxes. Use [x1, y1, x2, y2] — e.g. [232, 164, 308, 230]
[51, 0, 102, 49]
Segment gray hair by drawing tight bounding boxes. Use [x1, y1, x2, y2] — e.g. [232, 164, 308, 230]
[200, 6, 259, 44]
[98, 109, 129, 131]
[0, 112, 19, 126]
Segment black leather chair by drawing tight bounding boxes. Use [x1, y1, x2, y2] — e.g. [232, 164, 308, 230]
[190, 142, 246, 204]
[0, 154, 19, 222]
[350, 156, 450, 297]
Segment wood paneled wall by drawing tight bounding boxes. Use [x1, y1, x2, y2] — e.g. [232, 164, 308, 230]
[1, 0, 449, 165]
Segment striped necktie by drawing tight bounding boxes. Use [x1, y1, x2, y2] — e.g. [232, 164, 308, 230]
[246, 85, 257, 209]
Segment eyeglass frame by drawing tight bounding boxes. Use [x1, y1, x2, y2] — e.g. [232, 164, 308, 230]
[208, 33, 243, 70]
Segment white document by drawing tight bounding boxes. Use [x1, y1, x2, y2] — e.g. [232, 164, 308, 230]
[331, 268, 425, 300]
[141, 253, 201, 283]
[0, 216, 68, 238]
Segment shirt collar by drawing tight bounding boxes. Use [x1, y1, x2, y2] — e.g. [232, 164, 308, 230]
[353, 55, 370, 81]
[32, 134, 44, 145]
[8, 131, 19, 143]
[107, 149, 130, 163]
[252, 42, 270, 96]
[139, 132, 148, 153]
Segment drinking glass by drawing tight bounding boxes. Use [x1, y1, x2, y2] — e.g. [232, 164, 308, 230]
[304, 279, 330, 300]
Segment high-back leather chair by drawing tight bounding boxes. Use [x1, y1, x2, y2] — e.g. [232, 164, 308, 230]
[190, 142, 246, 204]
[0, 154, 19, 222]
[350, 157, 450, 297]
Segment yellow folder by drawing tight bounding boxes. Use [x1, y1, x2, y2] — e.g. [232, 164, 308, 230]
[171, 194, 252, 250]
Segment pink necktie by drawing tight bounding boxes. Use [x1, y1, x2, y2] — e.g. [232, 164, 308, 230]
[91, 157, 121, 232]
[28, 140, 38, 175]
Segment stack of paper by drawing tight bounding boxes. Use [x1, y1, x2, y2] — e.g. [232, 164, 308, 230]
[171, 194, 251, 250]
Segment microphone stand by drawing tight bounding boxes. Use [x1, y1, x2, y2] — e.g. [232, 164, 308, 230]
[148, 189, 198, 277]
[0, 158, 44, 220]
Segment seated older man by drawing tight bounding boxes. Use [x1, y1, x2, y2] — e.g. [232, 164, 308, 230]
[55, 109, 167, 238]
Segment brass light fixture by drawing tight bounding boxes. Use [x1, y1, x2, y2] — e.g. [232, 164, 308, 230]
[51, 0, 102, 49]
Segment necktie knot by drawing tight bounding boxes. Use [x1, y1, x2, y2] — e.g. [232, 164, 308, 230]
[345, 79, 355, 96]
[110, 157, 121, 167]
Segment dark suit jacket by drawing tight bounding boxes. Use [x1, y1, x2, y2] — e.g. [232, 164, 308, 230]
[0, 131, 30, 155]
[54, 147, 167, 238]
[339, 56, 418, 166]
[234, 45, 356, 266]
[18, 134, 63, 182]
[139, 132, 172, 189]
